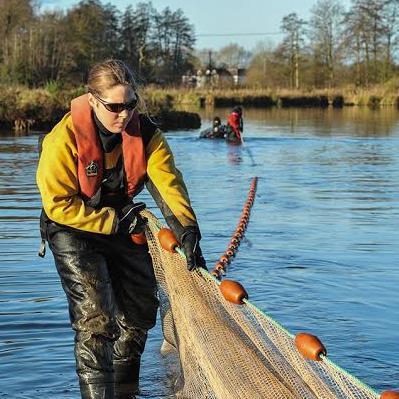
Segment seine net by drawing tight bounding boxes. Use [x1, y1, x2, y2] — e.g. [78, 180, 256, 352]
[143, 210, 379, 399]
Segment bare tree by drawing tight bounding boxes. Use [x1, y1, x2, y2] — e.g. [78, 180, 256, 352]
[281, 12, 307, 89]
[343, 0, 388, 85]
[381, 0, 399, 79]
[309, 0, 345, 87]
[24, 11, 69, 85]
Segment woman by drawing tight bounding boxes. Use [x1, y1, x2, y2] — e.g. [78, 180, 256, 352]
[36, 59, 205, 399]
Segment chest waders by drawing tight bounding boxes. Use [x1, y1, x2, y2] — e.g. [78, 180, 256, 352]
[37, 134, 159, 399]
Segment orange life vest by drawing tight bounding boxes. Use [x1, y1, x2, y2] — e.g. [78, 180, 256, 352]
[70, 94, 147, 201]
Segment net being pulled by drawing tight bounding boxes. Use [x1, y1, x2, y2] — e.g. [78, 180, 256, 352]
[143, 210, 378, 399]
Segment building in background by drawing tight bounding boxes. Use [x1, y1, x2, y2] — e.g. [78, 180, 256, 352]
[182, 67, 246, 88]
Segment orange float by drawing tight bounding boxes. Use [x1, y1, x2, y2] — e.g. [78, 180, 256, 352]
[215, 262, 225, 271]
[220, 280, 248, 304]
[211, 270, 221, 278]
[220, 255, 230, 264]
[381, 392, 399, 399]
[295, 333, 327, 361]
[158, 228, 179, 253]
[131, 232, 147, 245]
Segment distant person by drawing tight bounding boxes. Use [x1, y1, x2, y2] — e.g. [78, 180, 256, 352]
[199, 116, 227, 139]
[226, 106, 243, 144]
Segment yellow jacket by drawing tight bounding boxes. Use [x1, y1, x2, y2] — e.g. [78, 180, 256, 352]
[36, 112, 198, 237]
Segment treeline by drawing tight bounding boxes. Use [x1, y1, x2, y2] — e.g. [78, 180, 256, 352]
[1, 0, 399, 90]
[246, 0, 399, 89]
[0, 0, 195, 86]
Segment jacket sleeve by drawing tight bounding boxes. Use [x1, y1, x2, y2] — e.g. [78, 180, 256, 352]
[36, 114, 117, 234]
[144, 128, 199, 241]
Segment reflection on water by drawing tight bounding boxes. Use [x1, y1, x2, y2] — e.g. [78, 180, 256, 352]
[227, 145, 244, 165]
[1, 107, 398, 397]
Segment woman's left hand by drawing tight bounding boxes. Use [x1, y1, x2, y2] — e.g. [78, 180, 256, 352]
[181, 228, 207, 271]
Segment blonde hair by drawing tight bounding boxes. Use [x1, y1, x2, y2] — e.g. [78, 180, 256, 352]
[87, 59, 138, 96]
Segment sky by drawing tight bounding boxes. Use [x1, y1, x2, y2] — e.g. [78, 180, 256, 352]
[41, 0, 351, 51]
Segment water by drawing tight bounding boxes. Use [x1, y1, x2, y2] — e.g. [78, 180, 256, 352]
[1, 107, 398, 398]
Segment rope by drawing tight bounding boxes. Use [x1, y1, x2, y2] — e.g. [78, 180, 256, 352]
[210, 177, 258, 280]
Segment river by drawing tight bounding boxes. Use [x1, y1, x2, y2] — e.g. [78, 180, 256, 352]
[1, 106, 398, 398]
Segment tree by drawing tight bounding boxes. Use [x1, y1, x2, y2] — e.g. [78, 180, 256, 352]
[343, 0, 388, 85]
[280, 12, 307, 89]
[246, 41, 283, 88]
[0, 0, 34, 82]
[170, 9, 196, 78]
[363, 0, 387, 83]
[308, 0, 345, 87]
[64, 0, 120, 83]
[120, 2, 154, 78]
[150, 7, 195, 83]
[27, 11, 68, 85]
[380, 0, 399, 80]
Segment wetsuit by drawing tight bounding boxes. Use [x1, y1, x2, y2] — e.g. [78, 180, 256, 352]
[199, 124, 227, 139]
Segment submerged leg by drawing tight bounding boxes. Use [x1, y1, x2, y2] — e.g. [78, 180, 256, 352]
[48, 225, 118, 399]
[108, 236, 159, 397]
[113, 321, 148, 398]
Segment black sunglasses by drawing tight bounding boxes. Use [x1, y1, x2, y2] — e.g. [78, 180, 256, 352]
[93, 93, 139, 113]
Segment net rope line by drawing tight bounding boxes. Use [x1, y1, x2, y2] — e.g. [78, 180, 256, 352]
[210, 177, 258, 279]
[140, 177, 385, 398]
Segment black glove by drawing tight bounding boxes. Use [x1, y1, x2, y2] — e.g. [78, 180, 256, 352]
[181, 227, 206, 271]
[117, 202, 147, 235]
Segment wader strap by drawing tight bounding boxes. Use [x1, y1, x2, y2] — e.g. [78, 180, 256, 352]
[38, 134, 48, 258]
[38, 209, 49, 258]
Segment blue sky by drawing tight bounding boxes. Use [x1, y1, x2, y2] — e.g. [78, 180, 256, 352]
[41, 0, 351, 50]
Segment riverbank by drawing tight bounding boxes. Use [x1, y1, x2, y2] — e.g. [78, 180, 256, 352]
[146, 85, 399, 108]
[1, 84, 398, 132]
[0, 85, 201, 133]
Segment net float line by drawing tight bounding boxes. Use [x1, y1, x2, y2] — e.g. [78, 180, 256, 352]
[152, 213, 398, 398]
[210, 176, 258, 280]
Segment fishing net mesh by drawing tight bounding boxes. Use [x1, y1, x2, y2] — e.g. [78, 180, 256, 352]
[143, 210, 378, 399]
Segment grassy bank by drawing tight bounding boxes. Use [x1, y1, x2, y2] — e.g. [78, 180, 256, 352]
[0, 85, 201, 132]
[1, 84, 398, 132]
[144, 85, 399, 109]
